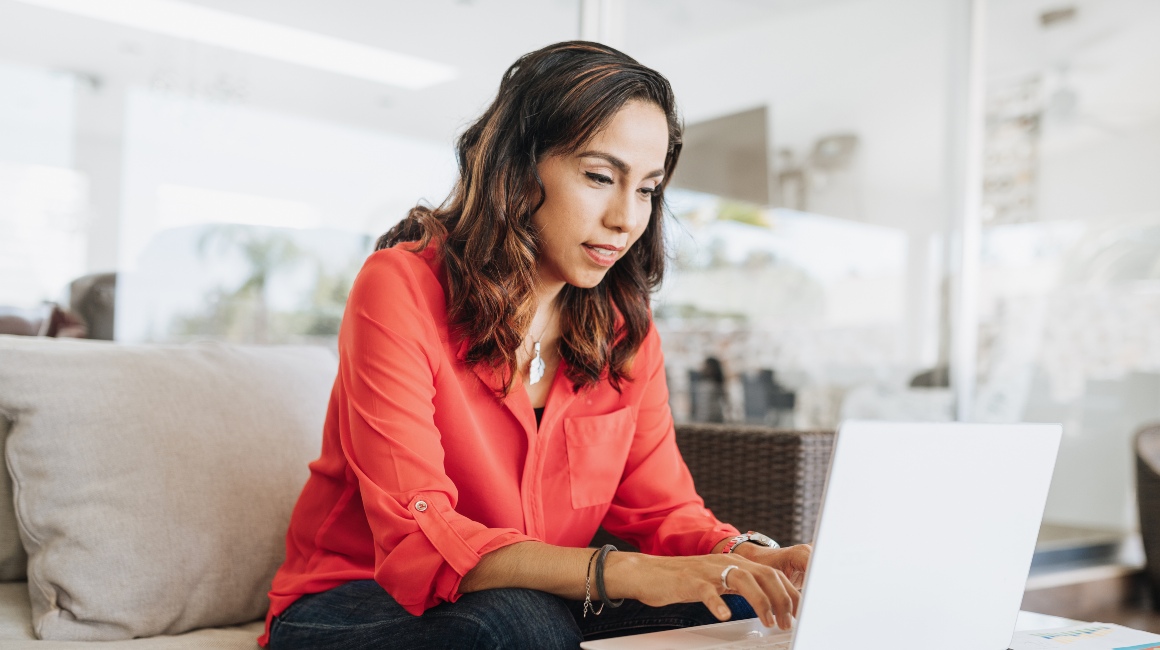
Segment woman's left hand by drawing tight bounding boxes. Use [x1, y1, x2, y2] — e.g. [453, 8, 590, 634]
[731, 544, 812, 589]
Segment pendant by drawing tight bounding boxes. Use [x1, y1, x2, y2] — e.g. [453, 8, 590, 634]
[529, 341, 546, 385]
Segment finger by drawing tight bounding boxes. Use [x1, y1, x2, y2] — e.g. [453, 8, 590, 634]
[742, 564, 795, 631]
[747, 563, 781, 599]
[776, 569, 802, 619]
[761, 571, 797, 630]
[742, 563, 796, 624]
[699, 583, 733, 621]
[791, 568, 806, 590]
[729, 570, 775, 628]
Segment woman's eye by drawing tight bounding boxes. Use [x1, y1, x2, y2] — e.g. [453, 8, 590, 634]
[639, 186, 658, 197]
[585, 171, 613, 185]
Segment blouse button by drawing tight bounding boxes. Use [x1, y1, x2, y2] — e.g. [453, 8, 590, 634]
[414, 500, 428, 512]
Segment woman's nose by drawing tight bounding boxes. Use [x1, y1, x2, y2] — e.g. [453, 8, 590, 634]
[603, 189, 641, 233]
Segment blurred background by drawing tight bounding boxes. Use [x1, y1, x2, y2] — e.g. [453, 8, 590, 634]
[1, 0, 1158, 622]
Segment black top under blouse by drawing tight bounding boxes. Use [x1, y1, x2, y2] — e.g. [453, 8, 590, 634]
[534, 407, 544, 427]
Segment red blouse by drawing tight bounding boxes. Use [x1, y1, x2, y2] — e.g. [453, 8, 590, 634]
[259, 242, 738, 647]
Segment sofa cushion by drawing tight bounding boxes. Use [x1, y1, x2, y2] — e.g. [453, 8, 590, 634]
[0, 581, 265, 648]
[0, 411, 28, 581]
[0, 580, 35, 641]
[0, 335, 335, 641]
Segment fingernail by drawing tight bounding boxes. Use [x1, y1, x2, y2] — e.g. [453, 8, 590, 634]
[717, 605, 731, 619]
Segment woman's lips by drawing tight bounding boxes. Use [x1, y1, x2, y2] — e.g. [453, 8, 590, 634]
[583, 244, 618, 267]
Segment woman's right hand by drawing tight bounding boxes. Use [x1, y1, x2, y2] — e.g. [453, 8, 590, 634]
[604, 552, 801, 631]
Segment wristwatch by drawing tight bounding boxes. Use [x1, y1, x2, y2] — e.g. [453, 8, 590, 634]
[721, 531, 780, 554]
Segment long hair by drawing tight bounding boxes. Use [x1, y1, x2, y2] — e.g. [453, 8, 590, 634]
[376, 41, 681, 394]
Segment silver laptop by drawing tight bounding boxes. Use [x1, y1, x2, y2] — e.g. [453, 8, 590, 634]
[581, 420, 1062, 650]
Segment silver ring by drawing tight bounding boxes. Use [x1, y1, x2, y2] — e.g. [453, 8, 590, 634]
[720, 564, 739, 590]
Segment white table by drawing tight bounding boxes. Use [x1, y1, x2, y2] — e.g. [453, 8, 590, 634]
[1014, 610, 1082, 631]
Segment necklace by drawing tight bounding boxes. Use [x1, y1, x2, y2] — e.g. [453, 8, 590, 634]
[527, 309, 556, 385]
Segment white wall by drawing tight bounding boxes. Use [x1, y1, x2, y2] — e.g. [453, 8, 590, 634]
[73, 76, 126, 275]
[1039, 121, 1160, 223]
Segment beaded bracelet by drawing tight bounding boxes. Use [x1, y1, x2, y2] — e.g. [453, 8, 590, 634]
[594, 544, 625, 609]
[582, 547, 602, 617]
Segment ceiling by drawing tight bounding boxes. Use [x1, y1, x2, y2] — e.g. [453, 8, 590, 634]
[0, 0, 1157, 149]
[625, 0, 856, 53]
[0, 0, 581, 143]
[0, 0, 858, 145]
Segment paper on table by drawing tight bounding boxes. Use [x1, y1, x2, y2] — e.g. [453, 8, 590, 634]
[1010, 622, 1160, 649]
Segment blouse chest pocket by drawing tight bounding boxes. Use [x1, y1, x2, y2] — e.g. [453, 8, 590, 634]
[563, 406, 636, 510]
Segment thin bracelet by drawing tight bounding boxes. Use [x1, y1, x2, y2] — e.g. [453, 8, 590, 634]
[594, 544, 625, 609]
[582, 548, 603, 617]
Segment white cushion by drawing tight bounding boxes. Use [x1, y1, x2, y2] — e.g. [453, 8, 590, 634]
[0, 336, 335, 641]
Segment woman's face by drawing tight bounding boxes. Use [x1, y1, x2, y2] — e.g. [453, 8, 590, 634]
[532, 100, 669, 291]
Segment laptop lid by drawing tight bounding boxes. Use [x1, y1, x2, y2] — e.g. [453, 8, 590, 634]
[789, 421, 1061, 650]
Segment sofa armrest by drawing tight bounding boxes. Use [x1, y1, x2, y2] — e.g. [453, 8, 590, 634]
[591, 424, 835, 551]
[1135, 421, 1160, 601]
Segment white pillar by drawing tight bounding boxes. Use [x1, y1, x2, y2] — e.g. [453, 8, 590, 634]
[579, 0, 626, 50]
[946, 0, 986, 421]
[72, 73, 126, 275]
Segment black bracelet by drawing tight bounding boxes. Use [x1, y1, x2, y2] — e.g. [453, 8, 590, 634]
[582, 548, 602, 617]
[594, 544, 624, 608]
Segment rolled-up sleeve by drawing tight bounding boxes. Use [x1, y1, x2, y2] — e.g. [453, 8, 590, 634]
[600, 325, 739, 556]
[337, 251, 534, 615]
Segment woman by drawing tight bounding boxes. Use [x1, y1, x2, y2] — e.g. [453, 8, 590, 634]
[262, 41, 810, 650]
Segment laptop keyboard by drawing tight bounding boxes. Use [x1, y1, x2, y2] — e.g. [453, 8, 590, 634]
[712, 636, 792, 649]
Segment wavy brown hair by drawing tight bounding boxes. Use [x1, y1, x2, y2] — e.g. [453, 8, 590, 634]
[376, 41, 681, 394]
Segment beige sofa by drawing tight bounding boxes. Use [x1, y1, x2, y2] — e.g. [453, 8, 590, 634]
[0, 335, 337, 648]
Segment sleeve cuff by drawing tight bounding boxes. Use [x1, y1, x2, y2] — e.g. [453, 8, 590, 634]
[378, 492, 536, 615]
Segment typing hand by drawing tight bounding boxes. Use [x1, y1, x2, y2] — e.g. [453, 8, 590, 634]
[732, 544, 812, 590]
[604, 552, 801, 631]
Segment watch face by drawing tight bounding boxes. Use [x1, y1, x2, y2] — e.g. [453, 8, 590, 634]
[747, 531, 779, 548]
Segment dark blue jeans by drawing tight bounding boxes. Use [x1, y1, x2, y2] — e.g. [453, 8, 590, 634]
[268, 579, 756, 650]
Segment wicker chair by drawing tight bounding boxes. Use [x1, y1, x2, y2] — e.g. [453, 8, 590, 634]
[1135, 421, 1160, 605]
[592, 423, 835, 551]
